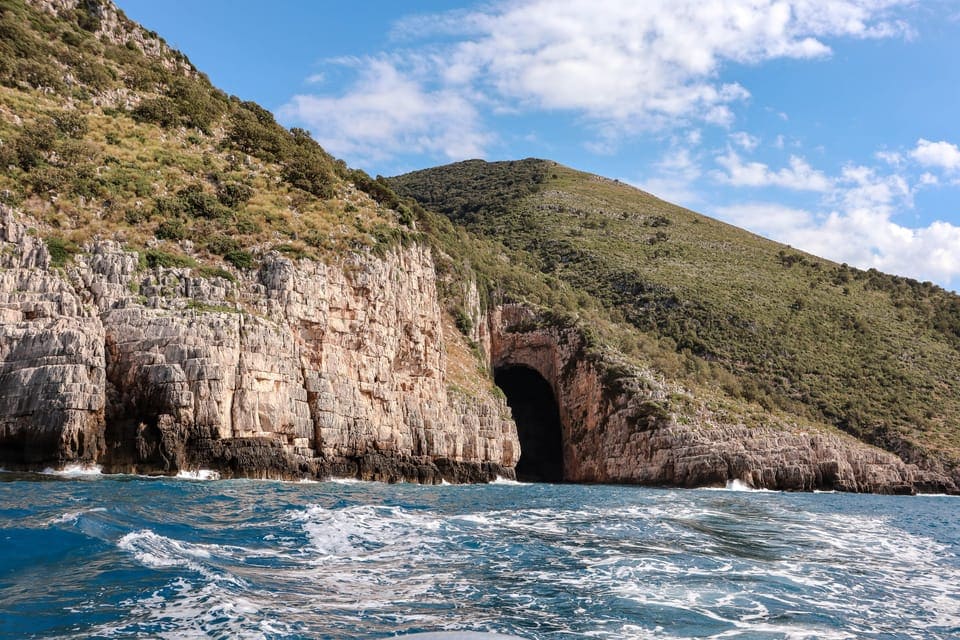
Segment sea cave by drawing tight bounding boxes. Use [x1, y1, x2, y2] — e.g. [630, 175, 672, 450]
[494, 365, 564, 483]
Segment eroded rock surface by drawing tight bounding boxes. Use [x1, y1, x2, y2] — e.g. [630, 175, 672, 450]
[2, 202, 955, 493]
[0, 206, 516, 481]
[488, 304, 958, 494]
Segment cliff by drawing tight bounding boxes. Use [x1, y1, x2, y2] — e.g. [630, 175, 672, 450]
[0, 205, 517, 481]
[483, 305, 956, 494]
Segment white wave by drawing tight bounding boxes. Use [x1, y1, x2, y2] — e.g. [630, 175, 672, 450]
[490, 476, 526, 485]
[294, 503, 444, 560]
[117, 529, 245, 586]
[87, 575, 291, 640]
[49, 506, 107, 525]
[698, 479, 776, 492]
[41, 463, 102, 476]
[396, 633, 528, 639]
[175, 469, 221, 481]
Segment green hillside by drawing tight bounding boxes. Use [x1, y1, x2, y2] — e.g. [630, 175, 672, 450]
[0, 0, 425, 269]
[390, 160, 960, 472]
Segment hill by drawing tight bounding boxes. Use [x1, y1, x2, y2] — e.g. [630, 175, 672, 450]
[0, 0, 956, 491]
[390, 159, 960, 477]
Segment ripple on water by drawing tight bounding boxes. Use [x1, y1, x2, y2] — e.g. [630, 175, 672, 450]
[2, 480, 958, 639]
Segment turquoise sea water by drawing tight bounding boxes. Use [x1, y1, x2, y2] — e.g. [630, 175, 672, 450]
[1, 470, 958, 639]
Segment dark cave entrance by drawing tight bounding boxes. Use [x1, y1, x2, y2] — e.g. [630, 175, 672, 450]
[494, 365, 564, 483]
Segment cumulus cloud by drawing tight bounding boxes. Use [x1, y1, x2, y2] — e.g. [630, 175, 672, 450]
[280, 0, 913, 165]
[279, 60, 490, 165]
[910, 139, 960, 172]
[636, 145, 704, 206]
[730, 131, 761, 151]
[714, 164, 960, 286]
[713, 150, 833, 191]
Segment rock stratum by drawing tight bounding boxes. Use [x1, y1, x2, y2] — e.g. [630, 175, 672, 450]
[1, 205, 956, 493]
[0, 206, 516, 482]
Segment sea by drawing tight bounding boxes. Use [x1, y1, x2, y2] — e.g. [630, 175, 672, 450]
[1, 468, 958, 640]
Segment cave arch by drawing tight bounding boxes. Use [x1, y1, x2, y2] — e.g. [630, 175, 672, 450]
[494, 365, 564, 482]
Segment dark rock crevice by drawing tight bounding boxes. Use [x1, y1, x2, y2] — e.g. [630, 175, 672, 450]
[495, 365, 564, 482]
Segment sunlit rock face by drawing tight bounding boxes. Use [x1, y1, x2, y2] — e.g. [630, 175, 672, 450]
[0, 205, 517, 482]
[1, 198, 956, 493]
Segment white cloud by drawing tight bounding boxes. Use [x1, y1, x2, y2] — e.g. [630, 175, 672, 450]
[875, 150, 903, 166]
[280, 0, 913, 164]
[713, 165, 960, 286]
[730, 131, 760, 151]
[713, 150, 833, 191]
[446, 0, 909, 127]
[635, 144, 704, 206]
[910, 139, 960, 172]
[279, 60, 490, 165]
[715, 202, 817, 236]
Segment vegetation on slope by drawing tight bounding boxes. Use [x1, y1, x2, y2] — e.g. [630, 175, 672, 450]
[0, 0, 419, 270]
[390, 160, 960, 470]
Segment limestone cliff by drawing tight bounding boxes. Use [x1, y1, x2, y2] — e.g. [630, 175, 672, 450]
[0, 205, 517, 481]
[484, 304, 958, 494]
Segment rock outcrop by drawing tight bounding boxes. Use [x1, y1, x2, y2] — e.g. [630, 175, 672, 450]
[2, 202, 955, 493]
[487, 304, 959, 494]
[0, 206, 517, 482]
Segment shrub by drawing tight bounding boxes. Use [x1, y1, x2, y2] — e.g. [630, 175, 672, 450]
[53, 111, 88, 139]
[206, 235, 240, 255]
[132, 96, 179, 128]
[45, 236, 80, 267]
[216, 181, 252, 208]
[155, 218, 187, 240]
[143, 248, 196, 269]
[226, 101, 285, 160]
[224, 249, 253, 269]
[234, 214, 261, 235]
[178, 185, 229, 219]
[453, 308, 473, 335]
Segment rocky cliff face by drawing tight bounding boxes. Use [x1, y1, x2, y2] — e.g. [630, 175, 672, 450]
[486, 304, 958, 494]
[2, 199, 955, 493]
[0, 206, 517, 481]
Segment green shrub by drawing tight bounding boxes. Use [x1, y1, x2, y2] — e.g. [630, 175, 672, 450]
[216, 181, 252, 208]
[45, 236, 80, 267]
[226, 100, 286, 160]
[52, 111, 88, 138]
[143, 248, 197, 269]
[234, 214, 261, 235]
[453, 308, 473, 335]
[206, 235, 240, 255]
[196, 265, 236, 282]
[132, 96, 179, 128]
[155, 218, 187, 240]
[224, 249, 253, 269]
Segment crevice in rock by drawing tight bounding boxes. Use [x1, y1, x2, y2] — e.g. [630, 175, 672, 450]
[494, 365, 564, 482]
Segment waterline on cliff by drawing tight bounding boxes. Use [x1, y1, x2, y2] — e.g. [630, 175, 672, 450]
[175, 469, 222, 481]
[41, 463, 103, 476]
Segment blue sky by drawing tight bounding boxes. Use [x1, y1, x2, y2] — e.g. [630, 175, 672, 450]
[117, 1, 960, 289]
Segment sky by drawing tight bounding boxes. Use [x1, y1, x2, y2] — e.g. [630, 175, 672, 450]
[116, 0, 960, 290]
